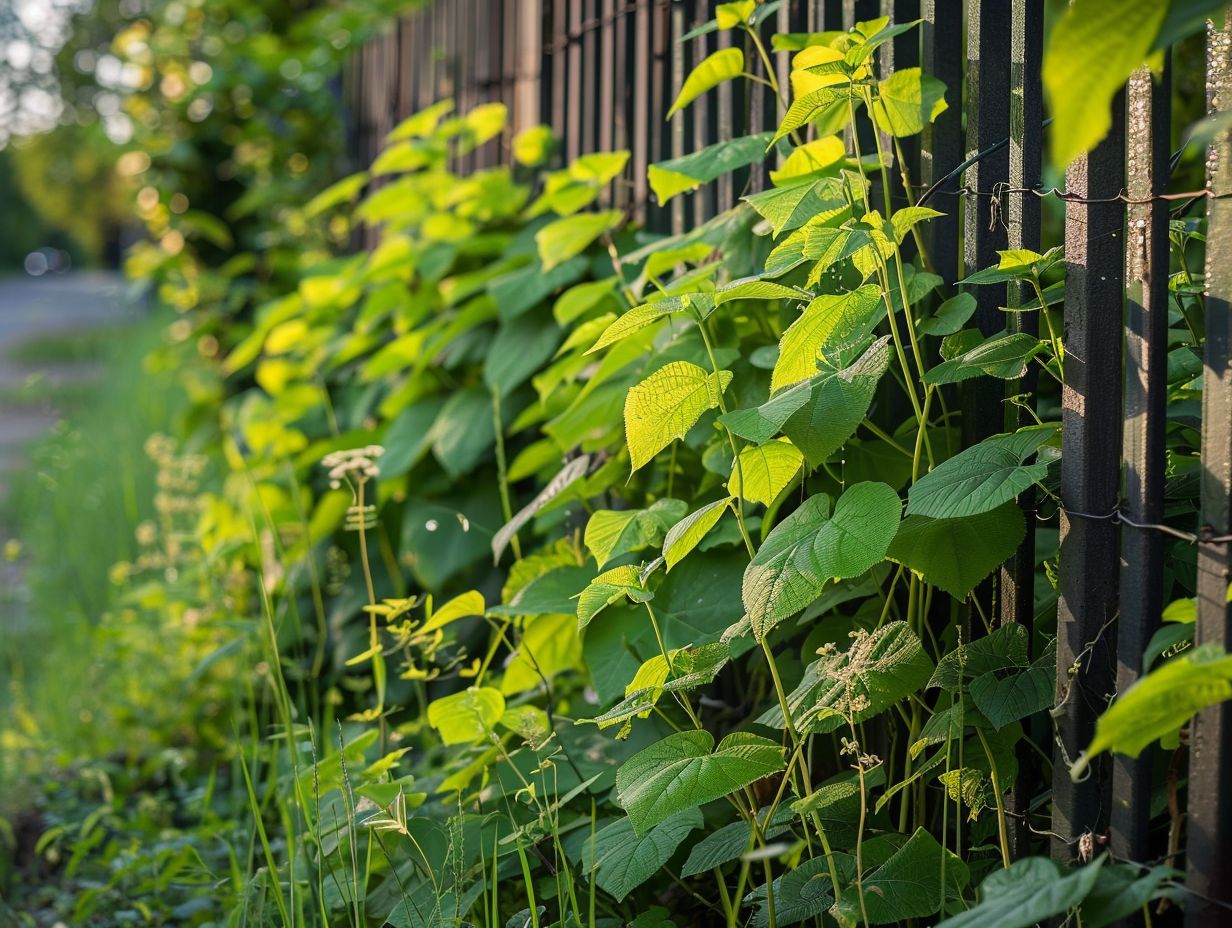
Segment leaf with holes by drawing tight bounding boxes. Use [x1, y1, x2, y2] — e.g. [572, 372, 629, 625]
[624, 361, 733, 472]
[761, 621, 933, 733]
[743, 482, 901, 639]
[616, 730, 784, 834]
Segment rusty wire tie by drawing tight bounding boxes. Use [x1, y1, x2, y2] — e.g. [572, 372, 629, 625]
[1044, 504, 1232, 545]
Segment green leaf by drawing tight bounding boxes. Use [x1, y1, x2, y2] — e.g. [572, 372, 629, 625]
[426, 687, 505, 745]
[930, 624, 1030, 692]
[535, 210, 623, 271]
[576, 565, 653, 630]
[681, 807, 793, 878]
[721, 337, 888, 457]
[744, 176, 849, 237]
[1080, 863, 1180, 928]
[773, 87, 847, 144]
[586, 293, 711, 354]
[971, 641, 1056, 729]
[1043, 0, 1167, 168]
[663, 499, 731, 571]
[430, 388, 496, 477]
[782, 337, 892, 468]
[871, 67, 948, 138]
[668, 48, 744, 119]
[935, 857, 1107, 928]
[583, 810, 703, 902]
[743, 482, 901, 639]
[918, 292, 977, 336]
[580, 642, 731, 730]
[1074, 645, 1232, 778]
[887, 503, 1026, 599]
[772, 284, 882, 391]
[729, 439, 804, 505]
[714, 277, 803, 305]
[906, 426, 1057, 519]
[745, 857, 834, 927]
[649, 133, 774, 204]
[831, 828, 969, 925]
[961, 246, 1062, 285]
[615, 730, 784, 834]
[624, 361, 733, 472]
[584, 498, 688, 568]
[485, 309, 563, 395]
[761, 621, 932, 733]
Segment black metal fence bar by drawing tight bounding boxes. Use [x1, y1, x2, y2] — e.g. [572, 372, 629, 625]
[1186, 17, 1232, 925]
[919, 0, 962, 286]
[1052, 95, 1126, 864]
[961, 1, 1010, 449]
[1111, 60, 1171, 877]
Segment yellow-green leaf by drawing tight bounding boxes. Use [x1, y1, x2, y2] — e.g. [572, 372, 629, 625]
[535, 210, 623, 271]
[668, 48, 744, 119]
[426, 687, 505, 745]
[1043, 0, 1167, 168]
[716, 1, 755, 29]
[625, 362, 733, 472]
[662, 499, 731, 571]
[420, 590, 485, 634]
[728, 439, 804, 505]
[870, 67, 948, 138]
[772, 285, 882, 391]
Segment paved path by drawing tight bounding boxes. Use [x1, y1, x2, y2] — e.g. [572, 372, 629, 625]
[0, 270, 131, 614]
[0, 270, 132, 501]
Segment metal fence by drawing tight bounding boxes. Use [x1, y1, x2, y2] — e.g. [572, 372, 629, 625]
[347, 2, 1232, 922]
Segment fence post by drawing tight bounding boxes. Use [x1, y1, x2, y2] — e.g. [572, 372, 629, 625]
[1110, 60, 1171, 881]
[1186, 15, 1232, 925]
[1051, 96, 1125, 865]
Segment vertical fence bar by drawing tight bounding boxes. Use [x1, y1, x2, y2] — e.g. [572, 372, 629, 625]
[961, 0, 1010, 445]
[919, 0, 962, 286]
[631, 0, 652, 222]
[670, 0, 686, 233]
[1001, 0, 1043, 860]
[1110, 61, 1171, 878]
[1051, 96, 1125, 865]
[1186, 16, 1232, 924]
[514, 0, 543, 137]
